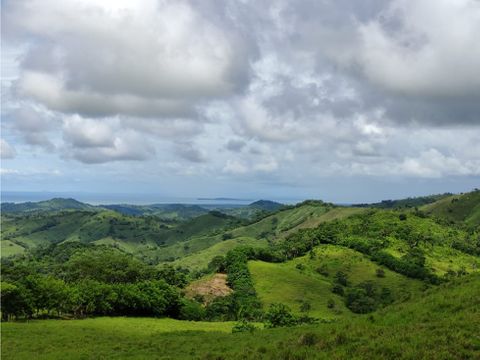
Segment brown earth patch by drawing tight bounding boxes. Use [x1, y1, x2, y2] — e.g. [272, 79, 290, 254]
[184, 273, 233, 304]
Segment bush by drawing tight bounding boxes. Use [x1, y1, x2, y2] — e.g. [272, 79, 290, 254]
[327, 299, 335, 309]
[179, 299, 206, 321]
[295, 263, 305, 271]
[231, 320, 256, 333]
[331, 284, 344, 296]
[335, 271, 348, 286]
[264, 303, 297, 328]
[376, 268, 385, 278]
[299, 300, 311, 313]
[207, 256, 226, 273]
[316, 264, 329, 277]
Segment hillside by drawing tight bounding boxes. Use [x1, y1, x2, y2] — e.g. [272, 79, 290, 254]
[249, 245, 425, 319]
[0, 198, 97, 213]
[0, 210, 241, 263]
[168, 202, 359, 270]
[3, 273, 479, 359]
[353, 193, 452, 209]
[102, 203, 210, 220]
[421, 189, 480, 227]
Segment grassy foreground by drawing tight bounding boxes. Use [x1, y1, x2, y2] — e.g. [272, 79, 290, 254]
[2, 274, 480, 360]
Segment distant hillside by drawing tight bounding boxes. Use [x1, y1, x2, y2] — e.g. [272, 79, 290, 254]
[249, 200, 284, 211]
[353, 193, 452, 209]
[102, 203, 209, 220]
[0, 210, 241, 263]
[220, 200, 284, 219]
[0, 198, 97, 213]
[422, 189, 480, 227]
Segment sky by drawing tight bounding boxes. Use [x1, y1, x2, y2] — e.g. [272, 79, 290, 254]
[1, 0, 479, 203]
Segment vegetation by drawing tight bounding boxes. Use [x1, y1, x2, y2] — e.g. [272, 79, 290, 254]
[2, 273, 479, 359]
[1, 190, 480, 359]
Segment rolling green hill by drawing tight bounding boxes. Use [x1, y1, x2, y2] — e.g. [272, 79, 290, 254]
[102, 203, 210, 220]
[0, 210, 241, 263]
[354, 193, 453, 209]
[249, 245, 425, 319]
[169, 203, 361, 270]
[421, 189, 480, 227]
[0, 198, 97, 213]
[2, 273, 479, 359]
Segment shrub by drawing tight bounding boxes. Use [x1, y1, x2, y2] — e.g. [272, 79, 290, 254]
[179, 299, 206, 321]
[335, 271, 348, 286]
[295, 263, 305, 271]
[264, 303, 297, 328]
[299, 300, 311, 313]
[331, 284, 344, 296]
[231, 320, 256, 333]
[222, 233, 233, 241]
[345, 284, 377, 314]
[327, 299, 335, 309]
[376, 268, 385, 278]
[316, 265, 329, 277]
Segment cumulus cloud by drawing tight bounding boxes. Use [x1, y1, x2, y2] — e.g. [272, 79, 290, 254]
[62, 115, 155, 163]
[1, 0, 479, 194]
[174, 142, 206, 163]
[7, 106, 57, 150]
[5, 0, 253, 118]
[357, 0, 480, 98]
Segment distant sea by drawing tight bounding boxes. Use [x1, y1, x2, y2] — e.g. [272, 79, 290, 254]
[0, 191, 301, 206]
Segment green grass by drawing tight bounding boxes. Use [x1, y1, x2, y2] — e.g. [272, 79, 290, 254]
[159, 205, 350, 267]
[172, 237, 268, 270]
[1, 317, 235, 360]
[1, 240, 25, 257]
[249, 259, 348, 318]
[249, 245, 425, 319]
[422, 190, 480, 227]
[229, 204, 332, 241]
[0, 210, 238, 262]
[3, 274, 479, 359]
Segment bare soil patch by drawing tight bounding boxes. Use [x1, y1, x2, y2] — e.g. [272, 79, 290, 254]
[184, 273, 233, 304]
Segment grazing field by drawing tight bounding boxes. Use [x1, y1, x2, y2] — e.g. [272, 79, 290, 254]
[422, 189, 480, 227]
[172, 236, 268, 270]
[249, 245, 425, 319]
[2, 273, 479, 360]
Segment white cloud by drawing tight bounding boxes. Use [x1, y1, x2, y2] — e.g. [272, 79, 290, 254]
[397, 149, 480, 178]
[357, 0, 480, 98]
[6, 0, 251, 118]
[61, 115, 155, 163]
[223, 159, 248, 175]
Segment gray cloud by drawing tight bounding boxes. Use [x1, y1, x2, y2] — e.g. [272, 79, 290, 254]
[9, 107, 57, 150]
[0, 139, 17, 159]
[2, 0, 479, 187]
[5, 0, 255, 119]
[174, 142, 206, 163]
[225, 139, 246, 152]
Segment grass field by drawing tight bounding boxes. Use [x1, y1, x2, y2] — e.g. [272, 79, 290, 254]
[2, 274, 479, 359]
[0, 240, 25, 257]
[422, 190, 480, 227]
[249, 245, 425, 319]
[172, 237, 268, 270]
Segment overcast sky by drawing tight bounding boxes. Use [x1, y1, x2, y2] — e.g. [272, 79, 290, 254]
[1, 0, 479, 203]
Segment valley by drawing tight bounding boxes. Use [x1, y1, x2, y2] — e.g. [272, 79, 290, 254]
[1, 190, 479, 359]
